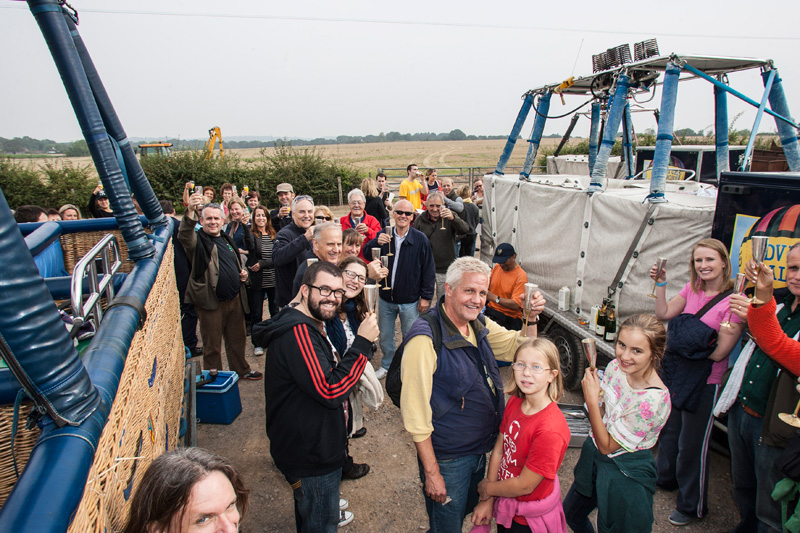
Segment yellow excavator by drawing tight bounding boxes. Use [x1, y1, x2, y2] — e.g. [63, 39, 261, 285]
[203, 126, 224, 161]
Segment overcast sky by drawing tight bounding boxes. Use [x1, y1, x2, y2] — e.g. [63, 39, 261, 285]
[2, 0, 799, 143]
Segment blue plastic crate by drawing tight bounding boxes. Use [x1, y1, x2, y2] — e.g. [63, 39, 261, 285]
[196, 370, 242, 424]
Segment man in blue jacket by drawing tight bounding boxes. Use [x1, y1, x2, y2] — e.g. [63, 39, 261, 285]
[364, 199, 435, 379]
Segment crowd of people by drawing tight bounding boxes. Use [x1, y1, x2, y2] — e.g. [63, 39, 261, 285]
[15, 168, 800, 533]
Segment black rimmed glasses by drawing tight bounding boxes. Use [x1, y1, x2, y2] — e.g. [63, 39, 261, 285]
[511, 362, 551, 374]
[342, 269, 367, 284]
[306, 284, 345, 299]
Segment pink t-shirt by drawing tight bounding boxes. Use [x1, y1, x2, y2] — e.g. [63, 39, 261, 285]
[678, 282, 740, 384]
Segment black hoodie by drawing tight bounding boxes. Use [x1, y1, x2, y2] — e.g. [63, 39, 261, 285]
[253, 306, 371, 480]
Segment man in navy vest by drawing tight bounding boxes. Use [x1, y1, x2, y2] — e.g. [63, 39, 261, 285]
[400, 257, 545, 532]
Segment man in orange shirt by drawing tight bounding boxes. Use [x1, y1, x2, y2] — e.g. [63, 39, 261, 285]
[485, 243, 528, 330]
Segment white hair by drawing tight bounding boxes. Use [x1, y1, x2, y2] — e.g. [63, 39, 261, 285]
[445, 257, 491, 288]
[347, 188, 366, 203]
[313, 221, 341, 241]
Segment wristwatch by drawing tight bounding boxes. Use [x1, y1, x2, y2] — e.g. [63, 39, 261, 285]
[495, 295, 500, 304]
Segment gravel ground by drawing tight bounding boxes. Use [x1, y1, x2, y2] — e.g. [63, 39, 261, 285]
[196, 338, 740, 533]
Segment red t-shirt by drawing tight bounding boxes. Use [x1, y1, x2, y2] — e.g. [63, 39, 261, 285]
[498, 396, 570, 519]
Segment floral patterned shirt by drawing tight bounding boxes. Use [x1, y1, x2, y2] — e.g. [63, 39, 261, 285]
[592, 359, 671, 455]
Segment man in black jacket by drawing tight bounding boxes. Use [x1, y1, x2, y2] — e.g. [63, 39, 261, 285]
[272, 195, 315, 308]
[253, 261, 378, 532]
[364, 199, 435, 379]
[270, 182, 295, 230]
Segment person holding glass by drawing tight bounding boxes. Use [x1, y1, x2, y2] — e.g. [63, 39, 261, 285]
[339, 189, 381, 262]
[649, 238, 743, 526]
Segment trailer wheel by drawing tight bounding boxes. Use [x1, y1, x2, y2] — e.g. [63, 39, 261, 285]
[549, 325, 585, 391]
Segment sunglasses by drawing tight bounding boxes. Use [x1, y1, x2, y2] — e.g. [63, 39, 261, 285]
[315, 216, 332, 221]
[395, 210, 414, 217]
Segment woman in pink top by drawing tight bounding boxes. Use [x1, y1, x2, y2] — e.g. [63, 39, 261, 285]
[650, 238, 744, 526]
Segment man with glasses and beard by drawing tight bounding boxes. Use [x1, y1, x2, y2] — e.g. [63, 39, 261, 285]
[364, 199, 436, 380]
[253, 261, 379, 532]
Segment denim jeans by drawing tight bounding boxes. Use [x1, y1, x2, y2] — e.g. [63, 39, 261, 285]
[728, 402, 763, 533]
[289, 468, 341, 533]
[655, 383, 717, 518]
[755, 442, 783, 533]
[418, 454, 486, 533]
[378, 299, 419, 370]
[563, 483, 598, 533]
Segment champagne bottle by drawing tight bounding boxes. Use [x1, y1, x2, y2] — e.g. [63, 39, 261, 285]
[604, 303, 617, 342]
[595, 298, 607, 337]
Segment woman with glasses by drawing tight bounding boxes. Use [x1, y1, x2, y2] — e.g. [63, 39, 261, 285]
[361, 177, 390, 229]
[247, 205, 278, 355]
[314, 205, 334, 224]
[339, 189, 381, 262]
[326, 257, 379, 484]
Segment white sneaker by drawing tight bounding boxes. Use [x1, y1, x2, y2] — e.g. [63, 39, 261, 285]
[338, 510, 354, 527]
[253, 347, 264, 356]
[374, 367, 387, 380]
[339, 498, 348, 510]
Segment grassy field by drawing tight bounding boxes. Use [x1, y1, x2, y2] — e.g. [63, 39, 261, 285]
[19, 138, 568, 179]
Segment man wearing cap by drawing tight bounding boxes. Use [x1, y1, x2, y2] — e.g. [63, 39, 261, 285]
[88, 185, 115, 218]
[270, 183, 295, 230]
[485, 243, 529, 330]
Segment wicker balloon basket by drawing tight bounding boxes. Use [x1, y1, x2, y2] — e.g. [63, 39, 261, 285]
[0, 234, 184, 530]
[66, 241, 184, 532]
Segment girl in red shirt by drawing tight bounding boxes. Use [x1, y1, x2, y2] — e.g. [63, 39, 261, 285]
[472, 338, 570, 532]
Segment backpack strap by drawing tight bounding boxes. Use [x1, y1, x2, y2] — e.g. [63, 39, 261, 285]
[694, 288, 733, 319]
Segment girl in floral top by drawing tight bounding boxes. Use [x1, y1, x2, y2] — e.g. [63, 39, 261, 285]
[564, 314, 671, 533]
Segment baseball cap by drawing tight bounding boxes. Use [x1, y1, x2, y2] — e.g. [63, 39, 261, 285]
[492, 243, 515, 263]
[276, 183, 294, 194]
[96, 190, 108, 199]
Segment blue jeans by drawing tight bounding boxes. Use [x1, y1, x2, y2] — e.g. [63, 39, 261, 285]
[655, 383, 717, 517]
[378, 300, 419, 370]
[288, 468, 341, 533]
[728, 402, 763, 533]
[563, 483, 597, 533]
[418, 454, 486, 533]
[755, 442, 783, 533]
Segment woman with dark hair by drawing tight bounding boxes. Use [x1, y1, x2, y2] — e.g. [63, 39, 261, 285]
[244, 191, 260, 213]
[326, 256, 377, 484]
[247, 205, 277, 355]
[122, 447, 249, 533]
[342, 228, 363, 259]
[361, 177, 389, 229]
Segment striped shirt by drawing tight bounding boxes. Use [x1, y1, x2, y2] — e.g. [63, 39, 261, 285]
[258, 234, 276, 289]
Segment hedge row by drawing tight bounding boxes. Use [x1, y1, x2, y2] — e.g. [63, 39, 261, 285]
[1, 144, 363, 214]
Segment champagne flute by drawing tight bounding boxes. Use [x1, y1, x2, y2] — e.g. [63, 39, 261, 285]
[371, 247, 381, 262]
[522, 283, 538, 336]
[750, 236, 770, 304]
[721, 273, 747, 328]
[381, 256, 391, 291]
[779, 399, 800, 428]
[385, 226, 394, 256]
[581, 338, 597, 370]
[363, 285, 379, 315]
[648, 257, 667, 298]
[440, 207, 447, 230]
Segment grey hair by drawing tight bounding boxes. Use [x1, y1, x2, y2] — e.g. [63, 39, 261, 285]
[292, 194, 314, 210]
[313, 221, 341, 241]
[426, 191, 445, 205]
[790, 241, 800, 254]
[445, 257, 491, 289]
[347, 188, 366, 203]
[201, 202, 223, 217]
